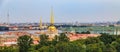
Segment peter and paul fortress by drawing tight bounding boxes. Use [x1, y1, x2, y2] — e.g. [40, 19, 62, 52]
[39, 8, 58, 40]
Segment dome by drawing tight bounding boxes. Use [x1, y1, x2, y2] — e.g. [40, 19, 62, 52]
[48, 25, 57, 31]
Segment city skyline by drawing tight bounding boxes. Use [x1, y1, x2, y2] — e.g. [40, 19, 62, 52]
[0, 0, 120, 23]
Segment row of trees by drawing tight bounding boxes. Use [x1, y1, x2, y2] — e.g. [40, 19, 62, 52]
[0, 33, 120, 52]
[76, 31, 91, 34]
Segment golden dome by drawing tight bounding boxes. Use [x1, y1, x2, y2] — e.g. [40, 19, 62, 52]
[48, 25, 57, 31]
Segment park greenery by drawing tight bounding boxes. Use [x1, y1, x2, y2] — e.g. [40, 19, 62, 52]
[0, 33, 120, 52]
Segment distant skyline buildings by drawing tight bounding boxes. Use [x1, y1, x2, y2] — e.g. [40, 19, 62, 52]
[0, 0, 120, 23]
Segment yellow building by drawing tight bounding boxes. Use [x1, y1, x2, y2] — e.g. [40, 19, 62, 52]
[38, 8, 58, 40]
[46, 8, 58, 39]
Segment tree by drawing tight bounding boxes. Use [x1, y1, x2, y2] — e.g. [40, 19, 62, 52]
[99, 33, 116, 44]
[39, 34, 50, 46]
[116, 44, 120, 52]
[38, 46, 49, 52]
[85, 37, 101, 45]
[104, 44, 117, 52]
[0, 46, 18, 52]
[76, 32, 80, 34]
[81, 31, 90, 34]
[58, 33, 69, 42]
[73, 39, 86, 45]
[86, 31, 91, 34]
[111, 40, 120, 52]
[52, 35, 59, 45]
[116, 38, 120, 43]
[17, 35, 33, 52]
[38, 45, 56, 52]
[86, 44, 102, 52]
[113, 37, 120, 52]
[56, 42, 85, 52]
[28, 45, 38, 52]
[81, 32, 86, 34]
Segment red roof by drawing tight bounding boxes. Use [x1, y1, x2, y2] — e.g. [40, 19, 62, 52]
[68, 34, 100, 41]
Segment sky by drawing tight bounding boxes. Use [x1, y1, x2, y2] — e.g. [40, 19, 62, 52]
[0, 0, 120, 23]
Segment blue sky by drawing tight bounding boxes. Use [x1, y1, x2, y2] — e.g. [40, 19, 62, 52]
[0, 0, 120, 23]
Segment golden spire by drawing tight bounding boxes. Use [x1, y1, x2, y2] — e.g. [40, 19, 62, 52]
[39, 17, 42, 29]
[50, 7, 54, 25]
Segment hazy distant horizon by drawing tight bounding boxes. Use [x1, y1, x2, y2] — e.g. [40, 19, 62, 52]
[0, 0, 120, 23]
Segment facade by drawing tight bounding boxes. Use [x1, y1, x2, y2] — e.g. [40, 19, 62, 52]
[68, 33, 100, 41]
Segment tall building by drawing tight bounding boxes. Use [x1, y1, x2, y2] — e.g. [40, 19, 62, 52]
[46, 8, 58, 39]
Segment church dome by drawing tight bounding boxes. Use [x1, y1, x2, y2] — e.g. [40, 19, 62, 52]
[48, 25, 57, 31]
